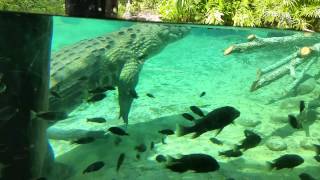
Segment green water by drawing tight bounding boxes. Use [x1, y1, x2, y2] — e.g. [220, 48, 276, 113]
[49, 16, 320, 180]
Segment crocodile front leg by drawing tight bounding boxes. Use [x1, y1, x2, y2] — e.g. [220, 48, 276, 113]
[118, 60, 142, 125]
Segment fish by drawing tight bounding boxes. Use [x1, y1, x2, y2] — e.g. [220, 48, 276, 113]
[299, 173, 317, 180]
[87, 93, 106, 103]
[116, 153, 125, 172]
[108, 127, 129, 136]
[219, 149, 243, 157]
[88, 86, 115, 94]
[235, 130, 261, 151]
[155, 155, 167, 163]
[129, 89, 138, 99]
[182, 113, 195, 121]
[314, 155, 320, 162]
[209, 137, 223, 145]
[267, 154, 304, 170]
[190, 106, 205, 117]
[135, 143, 147, 152]
[83, 161, 105, 174]
[32, 111, 68, 121]
[0, 83, 6, 94]
[288, 114, 302, 129]
[150, 141, 155, 150]
[50, 90, 61, 98]
[165, 154, 220, 173]
[78, 76, 88, 81]
[71, 137, 95, 144]
[199, 92, 206, 97]
[87, 117, 106, 123]
[146, 93, 155, 98]
[313, 144, 320, 155]
[176, 106, 240, 138]
[300, 100, 305, 113]
[136, 154, 141, 160]
[158, 129, 174, 135]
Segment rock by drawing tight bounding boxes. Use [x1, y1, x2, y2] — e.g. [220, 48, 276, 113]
[296, 78, 316, 95]
[236, 117, 261, 127]
[266, 136, 287, 151]
[300, 137, 319, 151]
[270, 114, 288, 124]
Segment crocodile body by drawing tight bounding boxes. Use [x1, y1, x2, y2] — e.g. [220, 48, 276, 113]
[49, 23, 190, 124]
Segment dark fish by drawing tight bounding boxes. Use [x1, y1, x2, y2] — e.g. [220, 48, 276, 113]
[182, 113, 195, 121]
[158, 129, 174, 135]
[136, 154, 141, 160]
[288, 114, 302, 129]
[190, 106, 205, 117]
[146, 93, 155, 98]
[219, 149, 243, 157]
[108, 127, 129, 136]
[87, 117, 106, 123]
[116, 153, 125, 172]
[88, 86, 115, 94]
[166, 154, 220, 173]
[314, 155, 320, 162]
[300, 100, 305, 113]
[268, 154, 304, 170]
[50, 90, 61, 98]
[209, 137, 223, 145]
[135, 143, 147, 152]
[299, 173, 317, 180]
[199, 92, 206, 97]
[235, 130, 261, 151]
[129, 89, 138, 99]
[71, 137, 95, 144]
[155, 155, 167, 163]
[78, 76, 88, 81]
[177, 106, 240, 138]
[0, 83, 6, 94]
[87, 93, 106, 103]
[32, 111, 68, 121]
[150, 141, 155, 150]
[83, 161, 105, 174]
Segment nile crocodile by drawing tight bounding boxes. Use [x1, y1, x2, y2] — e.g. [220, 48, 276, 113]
[49, 23, 190, 124]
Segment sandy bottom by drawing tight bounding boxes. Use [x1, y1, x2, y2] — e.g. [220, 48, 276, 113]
[49, 21, 320, 180]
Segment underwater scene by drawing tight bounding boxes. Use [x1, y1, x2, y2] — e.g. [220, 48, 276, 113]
[17, 15, 320, 179]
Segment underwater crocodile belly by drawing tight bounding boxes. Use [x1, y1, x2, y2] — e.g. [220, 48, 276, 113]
[49, 23, 190, 124]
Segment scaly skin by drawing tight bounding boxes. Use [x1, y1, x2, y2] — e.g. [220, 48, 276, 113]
[49, 23, 190, 124]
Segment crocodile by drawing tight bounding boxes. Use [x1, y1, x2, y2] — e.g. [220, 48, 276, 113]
[49, 23, 190, 125]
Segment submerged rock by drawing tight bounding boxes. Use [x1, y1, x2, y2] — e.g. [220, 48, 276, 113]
[236, 117, 261, 127]
[296, 78, 316, 95]
[266, 136, 287, 151]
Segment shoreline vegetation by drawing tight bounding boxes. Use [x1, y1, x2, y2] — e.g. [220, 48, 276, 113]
[0, 0, 319, 31]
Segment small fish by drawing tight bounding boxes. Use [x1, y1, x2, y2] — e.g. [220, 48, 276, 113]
[50, 90, 61, 98]
[267, 154, 304, 170]
[71, 137, 95, 144]
[83, 161, 105, 174]
[165, 153, 220, 173]
[209, 137, 223, 145]
[87, 93, 106, 103]
[116, 153, 125, 172]
[108, 127, 129, 136]
[136, 154, 141, 160]
[88, 86, 115, 94]
[78, 76, 88, 81]
[300, 100, 305, 113]
[135, 143, 147, 152]
[150, 141, 155, 150]
[199, 92, 206, 97]
[177, 106, 240, 138]
[288, 114, 302, 129]
[32, 111, 68, 121]
[182, 113, 195, 121]
[0, 83, 6, 94]
[314, 155, 320, 162]
[155, 155, 167, 163]
[219, 149, 243, 157]
[158, 129, 174, 135]
[87, 117, 106, 123]
[190, 106, 205, 117]
[235, 130, 261, 151]
[146, 93, 155, 98]
[299, 173, 317, 180]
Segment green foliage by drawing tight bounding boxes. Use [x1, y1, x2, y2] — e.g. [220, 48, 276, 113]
[0, 0, 65, 15]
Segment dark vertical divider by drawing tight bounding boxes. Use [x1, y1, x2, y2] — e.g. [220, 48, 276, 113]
[0, 12, 53, 179]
